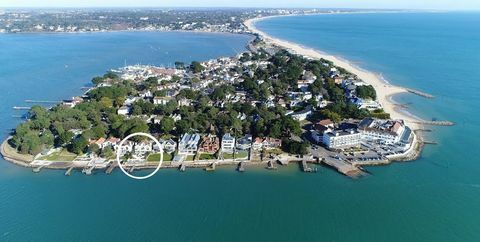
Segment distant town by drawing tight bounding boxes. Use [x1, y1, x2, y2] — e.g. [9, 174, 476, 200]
[1, 34, 421, 178]
[0, 8, 383, 34]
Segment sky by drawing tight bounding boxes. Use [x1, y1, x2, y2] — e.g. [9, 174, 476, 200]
[1, 0, 480, 10]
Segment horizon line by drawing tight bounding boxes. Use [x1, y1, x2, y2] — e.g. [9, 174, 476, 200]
[0, 6, 477, 11]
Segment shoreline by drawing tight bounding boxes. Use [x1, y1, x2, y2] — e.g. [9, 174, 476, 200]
[244, 15, 423, 130]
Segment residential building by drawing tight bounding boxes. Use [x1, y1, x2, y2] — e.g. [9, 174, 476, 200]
[178, 133, 201, 155]
[199, 134, 220, 154]
[290, 106, 313, 121]
[236, 135, 252, 150]
[221, 133, 236, 153]
[134, 141, 153, 155]
[118, 106, 130, 116]
[252, 137, 263, 151]
[153, 96, 173, 105]
[262, 137, 282, 150]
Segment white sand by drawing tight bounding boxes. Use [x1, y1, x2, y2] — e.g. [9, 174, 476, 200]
[245, 16, 421, 129]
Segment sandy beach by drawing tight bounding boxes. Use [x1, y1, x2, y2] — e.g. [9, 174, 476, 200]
[244, 16, 421, 130]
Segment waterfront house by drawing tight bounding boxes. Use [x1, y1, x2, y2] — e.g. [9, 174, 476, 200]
[159, 139, 177, 154]
[134, 140, 153, 155]
[115, 141, 134, 156]
[199, 134, 220, 154]
[236, 135, 252, 150]
[262, 137, 282, 150]
[178, 133, 201, 155]
[221, 133, 236, 154]
[252, 137, 263, 151]
[105, 137, 120, 149]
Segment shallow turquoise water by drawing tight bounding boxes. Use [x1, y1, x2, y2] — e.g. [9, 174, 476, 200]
[1, 13, 480, 241]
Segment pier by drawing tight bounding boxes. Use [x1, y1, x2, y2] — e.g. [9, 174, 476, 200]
[13, 106, 31, 110]
[406, 88, 435, 99]
[237, 162, 245, 172]
[321, 158, 364, 178]
[65, 166, 74, 176]
[266, 160, 277, 170]
[25, 100, 60, 104]
[300, 159, 317, 173]
[105, 162, 117, 174]
[82, 165, 95, 175]
[32, 165, 45, 173]
[414, 120, 455, 126]
[205, 162, 216, 171]
[128, 166, 135, 173]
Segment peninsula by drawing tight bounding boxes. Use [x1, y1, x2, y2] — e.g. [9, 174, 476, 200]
[1, 10, 445, 178]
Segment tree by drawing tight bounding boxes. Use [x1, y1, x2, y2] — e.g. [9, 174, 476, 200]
[58, 131, 74, 146]
[101, 146, 114, 158]
[99, 97, 113, 108]
[282, 140, 309, 155]
[356, 85, 377, 100]
[175, 120, 191, 135]
[71, 135, 88, 155]
[320, 109, 342, 123]
[174, 61, 185, 69]
[160, 117, 175, 133]
[190, 61, 205, 73]
[88, 143, 100, 155]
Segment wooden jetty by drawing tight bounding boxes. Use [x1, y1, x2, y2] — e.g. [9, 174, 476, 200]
[237, 162, 245, 172]
[105, 162, 117, 174]
[128, 166, 135, 174]
[301, 159, 317, 173]
[205, 162, 216, 172]
[406, 88, 435, 99]
[266, 160, 277, 170]
[179, 163, 186, 172]
[32, 165, 45, 173]
[82, 165, 95, 175]
[65, 166, 74, 176]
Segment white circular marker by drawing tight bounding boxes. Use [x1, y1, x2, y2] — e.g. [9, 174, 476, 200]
[116, 132, 163, 180]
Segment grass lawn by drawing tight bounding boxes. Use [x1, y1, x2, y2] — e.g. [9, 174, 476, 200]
[199, 153, 217, 160]
[223, 151, 248, 159]
[185, 155, 195, 161]
[147, 152, 173, 162]
[39, 149, 77, 162]
[265, 148, 283, 155]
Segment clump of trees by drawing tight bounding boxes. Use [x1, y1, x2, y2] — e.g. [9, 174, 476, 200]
[356, 85, 377, 100]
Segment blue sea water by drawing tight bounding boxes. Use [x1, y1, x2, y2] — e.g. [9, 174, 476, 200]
[1, 13, 480, 241]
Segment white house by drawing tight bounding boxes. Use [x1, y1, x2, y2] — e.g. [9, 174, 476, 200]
[290, 106, 313, 121]
[221, 133, 236, 154]
[115, 141, 134, 156]
[117, 106, 130, 116]
[153, 96, 173, 105]
[134, 141, 153, 155]
[178, 133, 201, 155]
